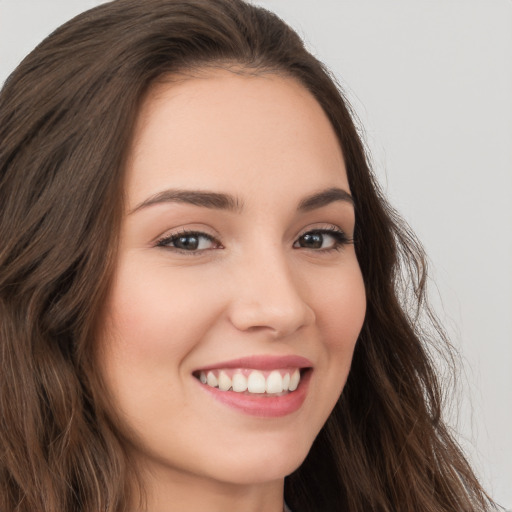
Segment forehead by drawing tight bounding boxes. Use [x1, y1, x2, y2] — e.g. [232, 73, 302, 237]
[124, 69, 348, 209]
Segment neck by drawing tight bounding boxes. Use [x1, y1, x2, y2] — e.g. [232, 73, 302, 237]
[131, 463, 285, 512]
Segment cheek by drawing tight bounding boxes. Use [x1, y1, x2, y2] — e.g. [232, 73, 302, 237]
[313, 263, 366, 352]
[101, 258, 222, 365]
[310, 261, 366, 409]
[95, 260, 224, 431]
[296, 262, 365, 440]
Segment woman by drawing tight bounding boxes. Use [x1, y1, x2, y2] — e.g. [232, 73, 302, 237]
[0, 0, 498, 511]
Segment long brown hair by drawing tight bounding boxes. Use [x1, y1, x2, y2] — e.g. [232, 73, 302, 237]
[0, 0, 496, 510]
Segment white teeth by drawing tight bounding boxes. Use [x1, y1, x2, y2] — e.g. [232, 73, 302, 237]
[232, 373, 248, 392]
[266, 370, 283, 394]
[282, 372, 290, 391]
[289, 369, 300, 391]
[206, 371, 218, 387]
[218, 371, 231, 391]
[247, 370, 266, 393]
[198, 368, 303, 394]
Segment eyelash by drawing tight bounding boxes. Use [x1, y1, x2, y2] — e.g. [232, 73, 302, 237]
[156, 229, 222, 255]
[293, 226, 353, 253]
[156, 225, 353, 255]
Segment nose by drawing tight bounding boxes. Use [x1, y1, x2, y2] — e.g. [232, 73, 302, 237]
[227, 250, 316, 338]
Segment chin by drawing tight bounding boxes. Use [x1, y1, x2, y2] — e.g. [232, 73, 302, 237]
[203, 432, 314, 486]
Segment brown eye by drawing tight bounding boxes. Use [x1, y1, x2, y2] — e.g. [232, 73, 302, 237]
[157, 231, 219, 252]
[298, 232, 324, 249]
[293, 229, 349, 251]
[173, 234, 201, 250]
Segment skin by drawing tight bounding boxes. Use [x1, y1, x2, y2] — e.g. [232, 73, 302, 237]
[98, 69, 367, 512]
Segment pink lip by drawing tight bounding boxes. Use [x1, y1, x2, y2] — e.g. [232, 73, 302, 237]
[197, 370, 311, 417]
[194, 354, 313, 418]
[194, 354, 313, 372]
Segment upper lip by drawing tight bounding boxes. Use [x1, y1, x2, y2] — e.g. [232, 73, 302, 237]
[193, 354, 313, 372]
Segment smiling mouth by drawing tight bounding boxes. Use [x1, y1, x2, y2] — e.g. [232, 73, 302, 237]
[193, 368, 310, 396]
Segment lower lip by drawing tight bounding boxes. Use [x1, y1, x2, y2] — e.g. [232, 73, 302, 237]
[197, 370, 311, 417]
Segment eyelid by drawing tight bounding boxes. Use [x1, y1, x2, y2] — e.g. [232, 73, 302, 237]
[153, 224, 219, 244]
[155, 228, 222, 253]
[296, 223, 352, 240]
[293, 224, 354, 251]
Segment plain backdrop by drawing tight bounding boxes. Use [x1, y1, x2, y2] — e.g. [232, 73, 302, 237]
[1, 0, 511, 507]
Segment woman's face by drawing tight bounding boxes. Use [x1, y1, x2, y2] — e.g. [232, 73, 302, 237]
[98, 70, 366, 490]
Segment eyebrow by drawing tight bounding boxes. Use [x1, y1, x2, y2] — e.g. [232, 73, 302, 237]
[297, 187, 354, 211]
[129, 189, 244, 214]
[129, 186, 353, 214]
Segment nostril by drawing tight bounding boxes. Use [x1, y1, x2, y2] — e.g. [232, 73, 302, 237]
[228, 302, 315, 338]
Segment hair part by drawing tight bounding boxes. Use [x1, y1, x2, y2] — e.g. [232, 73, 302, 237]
[0, 0, 496, 510]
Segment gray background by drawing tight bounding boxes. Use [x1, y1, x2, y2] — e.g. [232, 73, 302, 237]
[1, 0, 510, 507]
